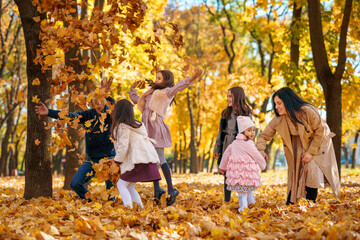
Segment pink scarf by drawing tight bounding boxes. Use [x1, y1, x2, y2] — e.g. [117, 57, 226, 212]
[137, 88, 154, 113]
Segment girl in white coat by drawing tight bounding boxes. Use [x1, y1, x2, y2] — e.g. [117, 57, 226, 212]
[110, 99, 161, 209]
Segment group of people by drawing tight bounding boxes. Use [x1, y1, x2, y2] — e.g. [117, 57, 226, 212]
[35, 69, 340, 212]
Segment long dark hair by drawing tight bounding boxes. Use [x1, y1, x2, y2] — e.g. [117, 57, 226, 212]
[147, 70, 175, 90]
[272, 87, 311, 125]
[222, 86, 252, 119]
[147, 70, 176, 105]
[110, 99, 142, 140]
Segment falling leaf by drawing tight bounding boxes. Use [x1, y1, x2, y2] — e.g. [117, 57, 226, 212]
[32, 95, 40, 103]
[35, 139, 41, 145]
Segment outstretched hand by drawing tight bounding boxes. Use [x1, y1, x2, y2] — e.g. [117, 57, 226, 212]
[35, 102, 49, 116]
[189, 70, 203, 83]
[101, 76, 114, 93]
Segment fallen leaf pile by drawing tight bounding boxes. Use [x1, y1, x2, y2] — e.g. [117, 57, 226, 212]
[0, 170, 359, 239]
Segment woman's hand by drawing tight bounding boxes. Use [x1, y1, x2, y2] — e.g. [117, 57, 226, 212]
[301, 152, 313, 163]
[189, 70, 203, 83]
[35, 102, 49, 116]
[260, 151, 269, 162]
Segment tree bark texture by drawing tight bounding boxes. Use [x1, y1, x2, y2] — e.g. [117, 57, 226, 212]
[15, 0, 52, 199]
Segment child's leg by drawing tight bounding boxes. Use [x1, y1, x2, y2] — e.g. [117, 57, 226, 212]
[127, 182, 143, 208]
[70, 161, 94, 201]
[116, 179, 133, 208]
[247, 191, 255, 205]
[237, 192, 248, 212]
[156, 148, 175, 196]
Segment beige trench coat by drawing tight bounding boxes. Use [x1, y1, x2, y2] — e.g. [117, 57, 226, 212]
[256, 105, 340, 198]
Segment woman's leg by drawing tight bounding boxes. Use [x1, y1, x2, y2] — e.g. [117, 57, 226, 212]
[117, 179, 133, 208]
[224, 174, 232, 202]
[237, 192, 248, 212]
[127, 182, 143, 208]
[305, 186, 318, 202]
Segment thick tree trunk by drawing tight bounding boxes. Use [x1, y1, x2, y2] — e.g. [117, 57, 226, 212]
[324, 80, 342, 174]
[351, 130, 359, 169]
[15, 0, 52, 199]
[63, 4, 86, 189]
[308, 0, 352, 176]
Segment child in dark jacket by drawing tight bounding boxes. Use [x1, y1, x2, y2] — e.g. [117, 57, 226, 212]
[35, 80, 116, 202]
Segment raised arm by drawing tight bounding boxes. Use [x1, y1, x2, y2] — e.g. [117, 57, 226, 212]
[166, 70, 203, 97]
[128, 80, 142, 104]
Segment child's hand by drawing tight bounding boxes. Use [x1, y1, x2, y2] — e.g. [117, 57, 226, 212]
[131, 80, 145, 89]
[101, 76, 113, 92]
[189, 70, 203, 83]
[219, 169, 225, 174]
[35, 102, 49, 116]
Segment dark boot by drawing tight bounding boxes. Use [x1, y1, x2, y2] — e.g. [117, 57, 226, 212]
[305, 186, 318, 203]
[224, 175, 231, 202]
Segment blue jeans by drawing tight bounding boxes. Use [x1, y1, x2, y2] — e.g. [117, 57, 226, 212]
[70, 157, 115, 201]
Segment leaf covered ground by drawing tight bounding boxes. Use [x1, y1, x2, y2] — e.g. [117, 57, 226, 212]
[1, 169, 360, 239]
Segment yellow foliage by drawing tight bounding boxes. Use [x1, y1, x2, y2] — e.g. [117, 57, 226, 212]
[2, 171, 359, 239]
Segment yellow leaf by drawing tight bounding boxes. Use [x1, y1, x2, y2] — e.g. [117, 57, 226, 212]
[17, 91, 24, 102]
[84, 121, 92, 128]
[44, 55, 57, 66]
[32, 95, 40, 103]
[32, 78, 40, 85]
[35, 139, 40, 145]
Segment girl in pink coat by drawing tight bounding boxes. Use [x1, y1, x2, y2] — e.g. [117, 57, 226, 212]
[219, 116, 266, 212]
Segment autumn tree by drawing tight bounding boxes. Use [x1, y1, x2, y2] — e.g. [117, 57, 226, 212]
[15, 0, 52, 198]
[307, 0, 353, 174]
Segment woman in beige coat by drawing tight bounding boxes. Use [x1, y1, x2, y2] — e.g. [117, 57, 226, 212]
[256, 87, 340, 204]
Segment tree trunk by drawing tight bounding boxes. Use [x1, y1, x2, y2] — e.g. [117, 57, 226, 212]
[15, 0, 52, 199]
[0, 111, 14, 176]
[63, 4, 86, 190]
[262, 138, 274, 172]
[307, 0, 353, 176]
[271, 149, 280, 170]
[342, 146, 349, 168]
[173, 143, 178, 173]
[351, 130, 359, 169]
[187, 92, 198, 173]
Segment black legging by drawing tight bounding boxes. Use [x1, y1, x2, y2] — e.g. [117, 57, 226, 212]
[286, 186, 318, 204]
[224, 174, 231, 202]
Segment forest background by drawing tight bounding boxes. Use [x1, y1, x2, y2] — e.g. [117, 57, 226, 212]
[0, 0, 359, 197]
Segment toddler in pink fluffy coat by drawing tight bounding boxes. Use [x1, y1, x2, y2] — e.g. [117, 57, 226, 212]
[219, 116, 267, 212]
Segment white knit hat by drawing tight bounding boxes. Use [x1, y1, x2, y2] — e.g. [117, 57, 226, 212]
[237, 116, 255, 133]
